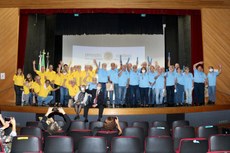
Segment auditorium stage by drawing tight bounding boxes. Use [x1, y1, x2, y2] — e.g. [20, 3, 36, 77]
[1, 104, 230, 115]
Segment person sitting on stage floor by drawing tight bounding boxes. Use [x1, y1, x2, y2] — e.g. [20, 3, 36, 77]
[83, 83, 104, 122]
[92, 116, 122, 136]
[73, 85, 89, 120]
[37, 80, 59, 106]
[0, 114, 17, 143]
[40, 107, 71, 135]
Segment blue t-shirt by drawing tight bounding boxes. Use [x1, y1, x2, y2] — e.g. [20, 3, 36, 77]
[194, 69, 206, 83]
[184, 73, 193, 89]
[207, 71, 219, 86]
[108, 69, 118, 84]
[129, 70, 139, 86]
[139, 73, 149, 88]
[176, 73, 185, 85]
[118, 71, 129, 87]
[155, 73, 165, 89]
[165, 72, 176, 86]
[148, 71, 157, 88]
[88, 82, 97, 90]
[97, 68, 108, 83]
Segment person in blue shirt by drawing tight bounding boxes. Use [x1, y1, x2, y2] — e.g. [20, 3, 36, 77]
[118, 65, 129, 107]
[183, 67, 194, 106]
[148, 65, 157, 107]
[155, 67, 165, 105]
[207, 65, 222, 104]
[94, 59, 108, 106]
[193, 61, 207, 106]
[139, 67, 149, 107]
[128, 65, 140, 107]
[175, 67, 185, 106]
[165, 65, 176, 106]
[108, 63, 119, 108]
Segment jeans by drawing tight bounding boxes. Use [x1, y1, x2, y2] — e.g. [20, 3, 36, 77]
[166, 86, 175, 103]
[175, 83, 184, 103]
[185, 88, 193, 104]
[155, 88, 164, 105]
[22, 93, 32, 105]
[148, 88, 156, 105]
[37, 96, 53, 106]
[208, 86, 216, 102]
[99, 82, 107, 104]
[194, 83, 205, 105]
[129, 85, 139, 106]
[109, 84, 119, 105]
[14, 85, 23, 106]
[118, 86, 127, 105]
[50, 83, 56, 104]
[139, 87, 149, 105]
[60, 86, 69, 106]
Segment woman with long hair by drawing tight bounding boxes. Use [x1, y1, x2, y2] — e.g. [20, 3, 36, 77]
[13, 68, 24, 106]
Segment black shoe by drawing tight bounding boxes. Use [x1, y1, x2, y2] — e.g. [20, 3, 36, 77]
[74, 115, 80, 120]
[97, 118, 101, 121]
[84, 119, 88, 123]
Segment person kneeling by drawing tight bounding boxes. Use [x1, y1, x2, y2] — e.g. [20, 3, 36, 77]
[74, 85, 89, 120]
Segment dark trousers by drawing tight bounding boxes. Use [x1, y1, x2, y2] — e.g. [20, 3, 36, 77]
[194, 82, 205, 105]
[139, 87, 149, 105]
[14, 85, 23, 106]
[84, 104, 104, 120]
[166, 86, 174, 104]
[129, 85, 139, 106]
[99, 82, 107, 104]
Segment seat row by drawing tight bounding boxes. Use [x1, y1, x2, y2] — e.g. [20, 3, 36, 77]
[9, 134, 230, 153]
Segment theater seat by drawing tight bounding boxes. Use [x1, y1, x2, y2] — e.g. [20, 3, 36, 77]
[89, 121, 104, 130]
[198, 125, 219, 139]
[132, 121, 149, 137]
[148, 126, 170, 137]
[20, 127, 43, 139]
[69, 120, 87, 131]
[176, 138, 208, 153]
[111, 136, 141, 153]
[209, 134, 230, 152]
[96, 130, 118, 150]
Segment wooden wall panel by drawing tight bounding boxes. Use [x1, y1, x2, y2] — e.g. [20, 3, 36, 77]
[0, 0, 229, 9]
[202, 9, 230, 104]
[0, 8, 19, 104]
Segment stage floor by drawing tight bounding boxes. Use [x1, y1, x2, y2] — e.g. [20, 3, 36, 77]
[1, 104, 230, 115]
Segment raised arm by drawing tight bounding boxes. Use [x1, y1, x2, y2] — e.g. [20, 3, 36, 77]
[193, 61, 203, 70]
[33, 60, 37, 72]
[218, 64, 222, 74]
[93, 59, 99, 73]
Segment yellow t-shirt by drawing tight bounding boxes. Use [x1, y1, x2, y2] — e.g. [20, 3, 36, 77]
[89, 70, 96, 78]
[60, 73, 69, 87]
[38, 84, 53, 97]
[23, 81, 33, 94]
[13, 74, 24, 86]
[45, 70, 56, 82]
[81, 71, 93, 85]
[35, 70, 46, 84]
[73, 71, 82, 86]
[31, 82, 40, 94]
[66, 84, 79, 97]
[54, 73, 62, 86]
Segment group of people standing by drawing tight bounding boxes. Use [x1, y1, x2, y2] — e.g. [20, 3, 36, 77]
[13, 58, 222, 112]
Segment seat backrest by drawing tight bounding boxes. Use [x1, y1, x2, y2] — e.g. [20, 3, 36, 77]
[198, 125, 219, 139]
[11, 136, 42, 153]
[67, 129, 92, 151]
[44, 136, 73, 153]
[119, 121, 128, 130]
[145, 136, 174, 153]
[111, 136, 141, 153]
[56, 120, 65, 128]
[148, 126, 170, 136]
[178, 138, 208, 153]
[132, 121, 149, 137]
[123, 127, 145, 151]
[172, 120, 189, 130]
[97, 130, 118, 149]
[70, 120, 87, 131]
[209, 134, 230, 151]
[89, 121, 104, 130]
[20, 127, 42, 139]
[173, 126, 195, 151]
[152, 121, 169, 131]
[77, 136, 107, 153]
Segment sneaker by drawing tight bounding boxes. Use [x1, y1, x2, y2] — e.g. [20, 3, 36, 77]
[84, 119, 88, 123]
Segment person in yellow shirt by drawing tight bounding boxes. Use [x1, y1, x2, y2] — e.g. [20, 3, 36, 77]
[65, 79, 79, 107]
[32, 60, 46, 84]
[73, 65, 82, 86]
[22, 73, 33, 106]
[60, 71, 70, 107]
[31, 75, 41, 105]
[45, 64, 56, 104]
[37, 80, 59, 106]
[13, 68, 24, 106]
[54, 65, 62, 104]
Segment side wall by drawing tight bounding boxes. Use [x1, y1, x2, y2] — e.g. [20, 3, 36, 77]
[0, 8, 19, 104]
[202, 8, 230, 104]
